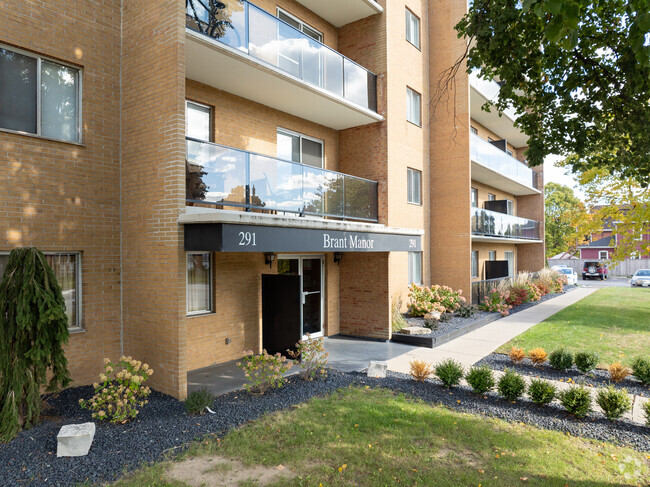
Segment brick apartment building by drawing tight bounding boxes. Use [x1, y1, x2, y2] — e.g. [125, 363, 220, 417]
[0, 0, 544, 399]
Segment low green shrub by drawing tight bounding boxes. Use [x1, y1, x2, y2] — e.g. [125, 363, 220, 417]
[558, 384, 592, 418]
[574, 351, 600, 374]
[185, 388, 215, 415]
[423, 318, 439, 330]
[596, 386, 632, 421]
[456, 301, 478, 318]
[434, 359, 464, 388]
[287, 334, 328, 381]
[497, 369, 526, 401]
[465, 366, 495, 394]
[439, 313, 452, 323]
[549, 348, 573, 371]
[631, 357, 650, 386]
[643, 400, 650, 427]
[528, 379, 557, 406]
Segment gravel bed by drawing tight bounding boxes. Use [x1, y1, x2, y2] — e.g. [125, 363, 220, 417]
[2, 367, 649, 486]
[476, 353, 650, 397]
[401, 310, 494, 337]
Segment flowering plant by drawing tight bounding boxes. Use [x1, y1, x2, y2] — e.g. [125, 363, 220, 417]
[480, 288, 512, 316]
[408, 284, 466, 316]
[287, 334, 328, 381]
[237, 349, 293, 395]
[79, 356, 153, 423]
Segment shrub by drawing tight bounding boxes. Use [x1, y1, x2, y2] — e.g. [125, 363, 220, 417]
[456, 301, 478, 318]
[480, 288, 512, 316]
[439, 312, 452, 323]
[0, 247, 72, 442]
[631, 357, 650, 385]
[423, 318, 439, 330]
[608, 362, 631, 383]
[434, 359, 464, 388]
[528, 379, 557, 406]
[185, 388, 214, 415]
[466, 366, 495, 394]
[391, 295, 407, 332]
[79, 356, 153, 423]
[237, 350, 293, 395]
[574, 351, 600, 374]
[537, 268, 561, 292]
[558, 384, 592, 418]
[287, 334, 328, 381]
[497, 369, 526, 401]
[408, 284, 465, 316]
[505, 285, 531, 307]
[643, 400, 650, 427]
[596, 386, 632, 421]
[549, 348, 573, 370]
[528, 348, 548, 366]
[508, 346, 526, 364]
[409, 360, 434, 382]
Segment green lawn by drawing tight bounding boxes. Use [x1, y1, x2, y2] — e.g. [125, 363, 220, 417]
[115, 387, 649, 487]
[498, 287, 650, 367]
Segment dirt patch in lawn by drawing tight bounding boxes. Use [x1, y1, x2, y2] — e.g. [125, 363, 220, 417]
[166, 456, 295, 486]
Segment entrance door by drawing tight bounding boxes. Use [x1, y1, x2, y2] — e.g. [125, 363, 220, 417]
[262, 274, 301, 356]
[277, 256, 324, 338]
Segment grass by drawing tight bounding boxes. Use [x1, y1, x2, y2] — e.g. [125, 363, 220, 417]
[498, 288, 650, 367]
[114, 387, 650, 486]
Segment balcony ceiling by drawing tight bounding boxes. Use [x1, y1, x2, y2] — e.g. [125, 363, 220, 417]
[471, 160, 540, 196]
[293, 0, 383, 27]
[471, 235, 543, 244]
[186, 30, 383, 130]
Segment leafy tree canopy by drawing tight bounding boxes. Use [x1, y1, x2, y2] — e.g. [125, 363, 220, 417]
[456, 0, 650, 182]
[545, 182, 586, 258]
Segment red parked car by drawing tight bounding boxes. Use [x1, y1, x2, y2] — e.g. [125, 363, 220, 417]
[582, 261, 608, 280]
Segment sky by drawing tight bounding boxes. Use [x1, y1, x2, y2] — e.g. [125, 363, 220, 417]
[543, 154, 586, 200]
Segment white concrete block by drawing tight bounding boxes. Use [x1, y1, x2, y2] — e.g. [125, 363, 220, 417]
[57, 422, 96, 457]
[367, 360, 388, 378]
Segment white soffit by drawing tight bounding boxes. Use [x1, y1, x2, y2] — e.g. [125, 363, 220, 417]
[185, 30, 383, 130]
[471, 161, 540, 196]
[293, 0, 383, 27]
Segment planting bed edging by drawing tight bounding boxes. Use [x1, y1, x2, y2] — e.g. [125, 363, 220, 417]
[2, 369, 649, 486]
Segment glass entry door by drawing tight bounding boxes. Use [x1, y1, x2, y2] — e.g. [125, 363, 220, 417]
[277, 256, 324, 337]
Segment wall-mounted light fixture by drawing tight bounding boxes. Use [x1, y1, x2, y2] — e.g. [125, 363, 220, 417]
[333, 252, 343, 266]
[264, 252, 276, 269]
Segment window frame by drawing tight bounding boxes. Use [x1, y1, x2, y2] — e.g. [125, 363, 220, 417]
[598, 250, 609, 260]
[471, 187, 478, 208]
[0, 251, 83, 329]
[407, 167, 422, 205]
[405, 8, 421, 49]
[276, 7, 323, 42]
[185, 99, 213, 142]
[471, 250, 479, 278]
[487, 193, 496, 201]
[276, 127, 324, 168]
[408, 251, 422, 285]
[186, 252, 214, 316]
[506, 199, 514, 215]
[0, 44, 82, 144]
[488, 250, 496, 261]
[470, 126, 478, 135]
[504, 250, 515, 277]
[406, 87, 422, 127]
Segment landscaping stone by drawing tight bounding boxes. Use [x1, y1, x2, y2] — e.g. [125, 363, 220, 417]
[424, 311, 441, 321]
[367, 361, 388, 378]
[400, 326, 431, 335]
[57, 422, 95, 457]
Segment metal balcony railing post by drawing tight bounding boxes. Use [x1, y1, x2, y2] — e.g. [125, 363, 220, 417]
[245, 152, 251, 211]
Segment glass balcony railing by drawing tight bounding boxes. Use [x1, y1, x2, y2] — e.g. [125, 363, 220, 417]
[186, 0, 378, 113]
[471, 207, 541, 240]
[470, 133, 539, 189]
[186, 138, 379, 222]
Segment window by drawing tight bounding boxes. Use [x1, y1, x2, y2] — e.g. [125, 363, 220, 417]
[506, 199, 514, 215]
[487, 193, 496, 201]
[471, 188, 478, 208]
[187, 253, 212, 315]
[277, 8, 323, 42]
[489, 251, 496, 261]
[506, 149, 513, 157]
[0, 252, 81, 328]
[0, 46, 80, 142]
[599, 250, 609, 260]
[408, 252, 422, 284]
[407, 168, 422, 205]
[470, 126, 478, 135]
[471, 251, 479, 278]
[277, 128, 323, 168]
[504, 251, 514, 277]
[186, 101, 212, 141]
[406, 87, 421, 126]
[405, 9, 420, 48]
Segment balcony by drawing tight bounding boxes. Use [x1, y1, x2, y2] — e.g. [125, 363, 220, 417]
[186, 138, 379, 222]
[469, 71, 528, 147]
[293, 0, 382, 27]
[185, 1, 382, 130]
[470, 133, 540, 196]
[471, 207, 541, 243]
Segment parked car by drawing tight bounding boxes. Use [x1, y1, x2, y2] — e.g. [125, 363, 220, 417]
[556, 267, 578, 285]
[551, 265, 570, 271]
[582, 261, 608, 280]
[630, 269, 650, 287]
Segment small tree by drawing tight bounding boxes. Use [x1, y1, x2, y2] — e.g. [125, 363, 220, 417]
[0, 248, 72, 442]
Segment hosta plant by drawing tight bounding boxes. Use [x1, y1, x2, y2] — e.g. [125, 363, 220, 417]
[79, 356, 154, 423]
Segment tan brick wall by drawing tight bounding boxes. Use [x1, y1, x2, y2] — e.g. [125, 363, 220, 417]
[471, 180, 517, 214]
[121, 0, 188, 398]
[517, 166, 545, 272]
[0, 0, 122, 386]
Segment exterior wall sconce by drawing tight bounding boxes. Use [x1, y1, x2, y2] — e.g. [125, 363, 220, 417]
[264, 253, 276, 269]
[333, 252, 343, 266]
